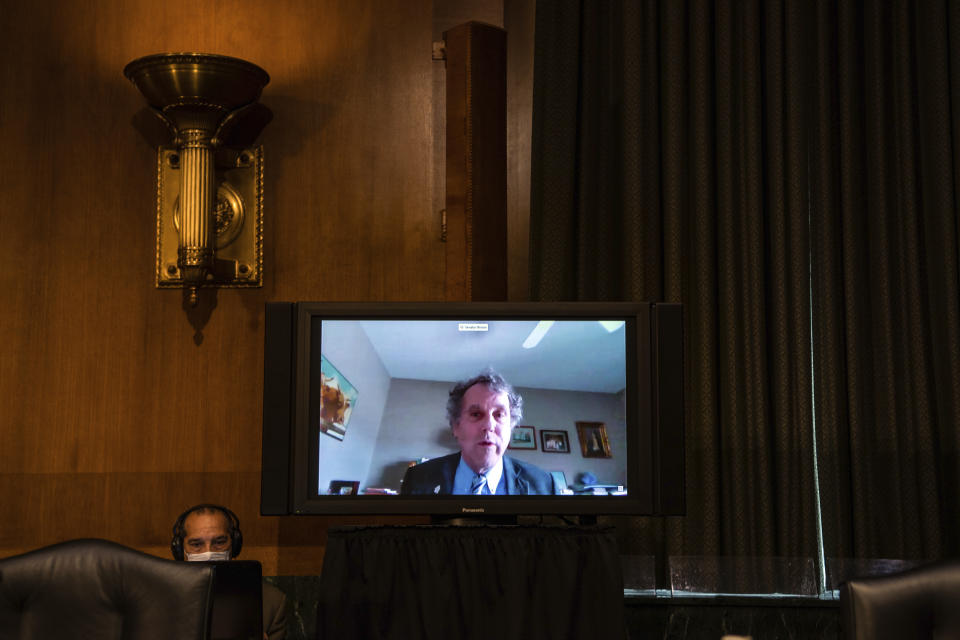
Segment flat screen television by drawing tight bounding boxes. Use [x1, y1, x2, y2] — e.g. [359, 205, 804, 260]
[261, 301, 684, 518]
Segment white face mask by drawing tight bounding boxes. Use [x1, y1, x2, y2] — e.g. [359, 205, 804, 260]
[185, 550, 231, 562]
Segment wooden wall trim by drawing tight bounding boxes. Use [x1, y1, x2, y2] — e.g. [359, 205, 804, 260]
[443, 21, 508, 302]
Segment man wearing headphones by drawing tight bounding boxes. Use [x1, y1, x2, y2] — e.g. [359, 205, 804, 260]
[172, 504, 288, 640]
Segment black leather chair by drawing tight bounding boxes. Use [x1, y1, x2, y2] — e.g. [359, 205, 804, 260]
[0, 538, 216, 640]
[840, 559, 960, 639]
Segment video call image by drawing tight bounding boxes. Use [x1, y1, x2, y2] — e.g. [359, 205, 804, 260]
[314, 318, 630, 497]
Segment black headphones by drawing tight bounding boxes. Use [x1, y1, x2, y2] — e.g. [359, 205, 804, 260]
[170, 503, 243, 561]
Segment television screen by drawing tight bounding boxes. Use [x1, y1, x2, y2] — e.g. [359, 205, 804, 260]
[261, 302, 684, 518]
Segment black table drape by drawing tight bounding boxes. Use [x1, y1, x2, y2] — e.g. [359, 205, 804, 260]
[317, 524, 626, 640]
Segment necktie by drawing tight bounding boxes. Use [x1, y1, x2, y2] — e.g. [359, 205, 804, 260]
[471, 474, 486, 495]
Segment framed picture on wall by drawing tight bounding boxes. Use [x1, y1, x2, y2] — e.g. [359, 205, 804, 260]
[576, 421, 612, 458]
[540, 429, 570, 453]
[508, 425, 537, 450]
[318, 355, 358, 441]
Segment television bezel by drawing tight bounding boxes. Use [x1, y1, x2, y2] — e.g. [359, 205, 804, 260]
[263, 301, 680, 517]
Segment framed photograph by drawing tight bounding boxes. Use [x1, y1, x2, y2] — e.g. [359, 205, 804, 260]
[508, 425, 537, 450]
[328, 480, 360, 495]
[318, 355, 358, 440]
[540, 429, 571, 453]
[576, 421, 612, 458]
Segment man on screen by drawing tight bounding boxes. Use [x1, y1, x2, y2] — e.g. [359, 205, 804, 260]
[401, 368, 557, 495]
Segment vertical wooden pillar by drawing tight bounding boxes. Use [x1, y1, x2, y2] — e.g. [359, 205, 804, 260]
[444, 21, 507, 301]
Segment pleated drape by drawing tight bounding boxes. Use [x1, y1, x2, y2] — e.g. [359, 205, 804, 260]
[530, 0, 960, 569]
[317, 525, 625, 639]
[809, 0, 960, 561]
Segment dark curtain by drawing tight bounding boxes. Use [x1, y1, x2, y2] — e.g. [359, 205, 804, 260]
[530, 0, 960, 565]
[809, 1, 960, 561]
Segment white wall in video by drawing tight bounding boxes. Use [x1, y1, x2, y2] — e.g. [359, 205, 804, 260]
[316, 318, 629, 496]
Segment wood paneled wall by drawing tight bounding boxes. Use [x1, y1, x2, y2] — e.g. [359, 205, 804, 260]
[0, 0, 532, 575]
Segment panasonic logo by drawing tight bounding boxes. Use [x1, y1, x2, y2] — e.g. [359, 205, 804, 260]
[461, 507, 485, 513]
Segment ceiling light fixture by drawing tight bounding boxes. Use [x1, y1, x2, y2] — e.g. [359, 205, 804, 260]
[599, 320, 625, 333]
[522, 320, 555, 349]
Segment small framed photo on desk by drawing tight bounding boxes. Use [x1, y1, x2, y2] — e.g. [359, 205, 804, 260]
[328, 480, 360, 495]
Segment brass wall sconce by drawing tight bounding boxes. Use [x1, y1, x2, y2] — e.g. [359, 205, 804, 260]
[124, 53, 271, 305]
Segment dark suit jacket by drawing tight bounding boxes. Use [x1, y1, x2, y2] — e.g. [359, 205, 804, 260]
[400, 452, 556, 495]
[263, 582, 287, 640]
[263, 581, 287, 640]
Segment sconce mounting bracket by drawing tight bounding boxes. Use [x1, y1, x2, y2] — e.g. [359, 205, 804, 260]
[156, 145, 263, 288]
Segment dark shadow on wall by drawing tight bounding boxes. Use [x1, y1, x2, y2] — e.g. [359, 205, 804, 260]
[183, 287, 218, 345]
